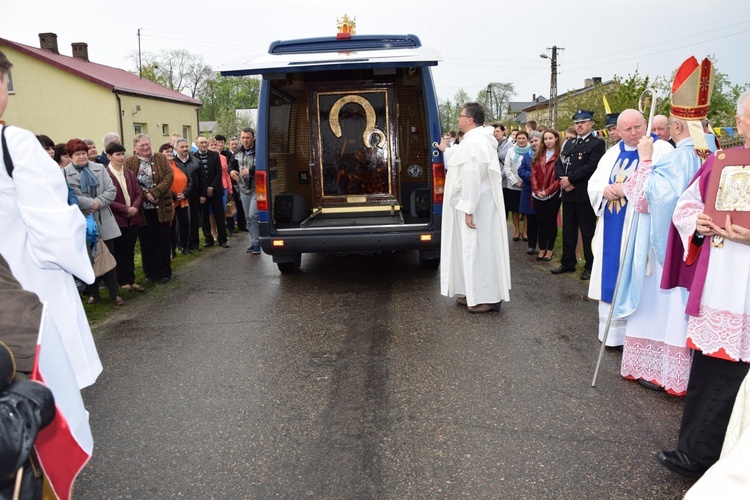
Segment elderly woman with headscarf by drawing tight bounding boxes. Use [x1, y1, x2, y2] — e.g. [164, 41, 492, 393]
[125, 134, 174, 283]
[63, 139, 124, 306]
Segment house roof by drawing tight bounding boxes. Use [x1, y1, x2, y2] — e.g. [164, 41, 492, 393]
[0, 37, 201, 106]
[508, 96, 547, 114]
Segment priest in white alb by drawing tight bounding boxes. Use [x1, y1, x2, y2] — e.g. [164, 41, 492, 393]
[438, 102, 511, 313]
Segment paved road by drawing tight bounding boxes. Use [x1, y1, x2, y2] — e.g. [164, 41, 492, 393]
[76, 233, 697, 498]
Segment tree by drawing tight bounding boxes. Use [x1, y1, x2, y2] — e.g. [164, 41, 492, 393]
[479, 82, 516, 123]
[130, 49, 213, 98]
[197, 75, 260, 122]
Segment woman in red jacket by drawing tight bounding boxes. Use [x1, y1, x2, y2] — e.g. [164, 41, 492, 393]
[530, 129, 562, 261]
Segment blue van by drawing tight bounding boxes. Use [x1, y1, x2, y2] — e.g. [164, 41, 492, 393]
[221, 34, 445, 273]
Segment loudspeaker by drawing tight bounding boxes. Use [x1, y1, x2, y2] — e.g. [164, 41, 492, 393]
[274, 192, 307, 223]
[410, 187, 431, 218]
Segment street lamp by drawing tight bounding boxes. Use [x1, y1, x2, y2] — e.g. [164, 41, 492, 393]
[540, 47, 561, 129]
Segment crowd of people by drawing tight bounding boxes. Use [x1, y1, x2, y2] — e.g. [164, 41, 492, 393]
[31, 127, 261, 307]
[1, 40, 749, 494]
[438, 57, 749, 487]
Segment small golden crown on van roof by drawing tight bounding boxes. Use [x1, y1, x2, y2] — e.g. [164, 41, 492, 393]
[337, 14, 356, 35]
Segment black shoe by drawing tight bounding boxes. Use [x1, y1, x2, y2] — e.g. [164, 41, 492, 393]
[181, 248, 192, 256]
[657, 450, 707, 477]
[203, 242, 215, 248]
[638, 379, 664, 392]
[580, 269, 592, 280]
[159, 276, 171, 284]
[526, 248, 535, 255]
[219, 242, 229, 248]
[550, 266, 575, 275]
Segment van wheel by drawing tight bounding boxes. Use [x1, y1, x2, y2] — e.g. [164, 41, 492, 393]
[277, 254, 301, 273]
[420, 257, 440, 269]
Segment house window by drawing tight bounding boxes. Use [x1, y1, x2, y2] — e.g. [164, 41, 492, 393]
[133, 123, 147, 135]
[182, 126, 191, 144]
[162, 124, 169, 136]
[7, 71, 14, 94]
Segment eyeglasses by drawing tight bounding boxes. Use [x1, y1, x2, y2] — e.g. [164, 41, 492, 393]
[459, 114, 469, 119]
[136, 143, 151, 148]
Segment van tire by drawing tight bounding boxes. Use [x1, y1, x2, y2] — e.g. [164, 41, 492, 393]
[277, 254, 302, 273]
[420, 257, 440, 269]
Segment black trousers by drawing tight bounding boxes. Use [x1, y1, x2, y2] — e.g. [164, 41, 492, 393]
[171, 205, 189, 251]
[560, 201, 596, 270]
[677, 350, 750, 468]
[234, 188, 247, 229]
[112, 224, 139, 285]
[139, 209, 172, 280]
[202, 192, 227, 244]
[524, 213, 537, 251]
[535, 196, 561, 252]
[188, 195, 202, 249]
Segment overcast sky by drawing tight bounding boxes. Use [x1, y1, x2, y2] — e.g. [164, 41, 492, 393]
[2, 0, 748, 110]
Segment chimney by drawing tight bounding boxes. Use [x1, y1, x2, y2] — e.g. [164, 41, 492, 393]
[593, 77, 602, 85]
[584, 78, 593, 88]
[38, 32, 59, 55]
[71, 43, 89, 62]
[532, 94, 536, 102]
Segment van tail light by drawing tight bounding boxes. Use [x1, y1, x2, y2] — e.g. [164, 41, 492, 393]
[432, 163, 445, 205]
[256, 170, 268, 211]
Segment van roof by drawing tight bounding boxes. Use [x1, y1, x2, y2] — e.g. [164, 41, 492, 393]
[220, 34, 442, 77]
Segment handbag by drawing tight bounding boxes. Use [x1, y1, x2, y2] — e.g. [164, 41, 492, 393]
[225, 197, 237, 218]
[91, 238, 117, 277]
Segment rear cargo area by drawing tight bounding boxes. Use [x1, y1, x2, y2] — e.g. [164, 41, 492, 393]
[264, 67, 435, 232]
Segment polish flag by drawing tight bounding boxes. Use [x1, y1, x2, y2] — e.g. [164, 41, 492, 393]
[31, 303, 94, 500]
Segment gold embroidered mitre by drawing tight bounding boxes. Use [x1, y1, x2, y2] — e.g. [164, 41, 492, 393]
[671, 56, 714, 120]
[670, 57, 715, 160]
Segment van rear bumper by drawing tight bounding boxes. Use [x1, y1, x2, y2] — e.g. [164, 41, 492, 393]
[259, 219, 441, 257]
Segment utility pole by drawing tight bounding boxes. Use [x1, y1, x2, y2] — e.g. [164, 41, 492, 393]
[540, 46, 563, 129]
[138, 28, 142, 79]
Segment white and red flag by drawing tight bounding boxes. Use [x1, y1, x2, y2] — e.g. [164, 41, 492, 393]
[31, 303, 94, 500]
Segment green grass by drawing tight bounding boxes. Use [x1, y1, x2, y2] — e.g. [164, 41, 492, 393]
[82, 231, 209, 326]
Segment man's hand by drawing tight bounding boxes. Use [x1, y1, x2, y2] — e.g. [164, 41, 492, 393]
[207, 187, 213, 197]
[514, 181, 522, 188]
[637, 136, 654, 162]
[91, 199, 100, 211]
[559, 176, 570, 189]
[603, 183, 624, 201]
[709, 214, 750, 245]
[200, 196, 206, 204]
[437, 137, 451, 152]
[175, 193, 185, 201]
[240, 167, 250, 177]
[696, 213, 715, 237]
[465, 213, 476, 229]
[230, 171, 240, 182]
[126, 206, 138, 217]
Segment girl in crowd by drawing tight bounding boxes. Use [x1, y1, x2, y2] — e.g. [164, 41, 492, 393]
[64, 139, 124, 306]
[517, 131, 541, 255]
[530, 129, 562, 261]
[106, 142, 144, 292]
[503, 130, 529, 241]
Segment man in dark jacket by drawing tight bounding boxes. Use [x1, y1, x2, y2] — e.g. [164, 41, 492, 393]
[193, 136, 228, 248]
[0, 253, 55, 499]
[552, 109, 606, 280]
